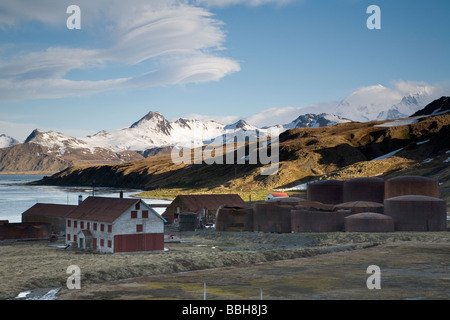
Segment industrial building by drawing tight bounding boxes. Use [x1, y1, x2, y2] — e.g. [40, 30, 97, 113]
[22, 203, 77, 234]
[65, 196, 165, 253]
[0, 220, 52, 241]
[162, 194, 247, 226]
[215, 175, 448, 233]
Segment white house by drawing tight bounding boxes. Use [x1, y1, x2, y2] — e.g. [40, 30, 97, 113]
[65, 196, 165, 253]
[266, 192, 289, 201]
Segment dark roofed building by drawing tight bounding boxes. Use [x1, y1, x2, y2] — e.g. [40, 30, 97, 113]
[22, 203, 77, 234]
[162, 194, 248, 224]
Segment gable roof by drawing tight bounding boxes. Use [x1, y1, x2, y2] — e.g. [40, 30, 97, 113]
[174, 194, 247, 212]
[66, 196, 141, 223]
[22, 203, 77, 218]
[268, 192, 289, 198]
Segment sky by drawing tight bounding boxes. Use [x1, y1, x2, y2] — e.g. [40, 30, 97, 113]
[1, 0, 450, 141]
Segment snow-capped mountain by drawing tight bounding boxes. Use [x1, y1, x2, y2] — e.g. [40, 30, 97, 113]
[275, 113, 351, 129]
[22, 112, 270, 157]
[334, 84, 438, 122]
[0, 134, 19, 148]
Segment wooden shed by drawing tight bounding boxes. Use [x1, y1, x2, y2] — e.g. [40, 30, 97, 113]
[162, 194, 248, 225]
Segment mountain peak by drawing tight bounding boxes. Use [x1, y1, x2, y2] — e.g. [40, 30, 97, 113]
[130, 111, 165, 128]
[129, 111, 173, 136]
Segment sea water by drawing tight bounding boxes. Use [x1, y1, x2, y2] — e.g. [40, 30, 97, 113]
[0, 174, 169, 223]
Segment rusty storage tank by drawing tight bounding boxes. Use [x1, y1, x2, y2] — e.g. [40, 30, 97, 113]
[307, 179, 344, 205]
[215, 206, 253, 232]
[343, 177, 385, 203]
[178, 212, 197, 231]
[265, 197, 305, 206]
[290, 209, 351, 233]
[333, 201, 384, 214]
[293, 201, 335, 212]
[253, 202, 292, 233]
[384, 195, 447, 231]
[385, 176, 439, 199]
[344, 212, 394, 233]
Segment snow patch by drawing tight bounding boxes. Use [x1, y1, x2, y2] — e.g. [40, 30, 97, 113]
[372, 148, 404, 161]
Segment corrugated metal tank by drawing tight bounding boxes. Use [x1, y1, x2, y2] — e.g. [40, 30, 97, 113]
[333, 201, 384, 214]
[178, 212, 197, 231]
[253, 202, 292, 233]
[265, 197, 305, 205]
[307, 179, 344, 204]
[290, 209, 351, 232]
[384, 195, 447, 231]
[344, 212, 394, 233]
[343, 177, 385, 203]
[215, 206, 253, 232]
[384, 176, 439, 199]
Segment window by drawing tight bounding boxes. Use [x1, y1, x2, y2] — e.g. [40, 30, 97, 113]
[87, 222, 90, 230]
[136, 224, 143, 232]
[93, 223, 97, 231]
[80, 221, 84, 229]
[135, 202, 140, 210]
[142, 210, 148, 218]
[74, 235, 77, 242]
[67, 220, 71, 227]
[131, 211, 138, 219]
[74, 221, 78, 228]
[67, 234, 71, 241]
[100, 224, 105, 232]
[107, 225, 112, 233]
[100, 239, 104, 247]
[107, 240, 112, 248]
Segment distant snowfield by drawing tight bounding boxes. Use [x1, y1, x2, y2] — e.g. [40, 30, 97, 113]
[374, 117, 421, 128]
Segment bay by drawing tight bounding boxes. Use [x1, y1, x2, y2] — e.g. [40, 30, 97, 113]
[0, 175, 169, 223]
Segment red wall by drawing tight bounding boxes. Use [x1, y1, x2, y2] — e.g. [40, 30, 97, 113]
[113, 233, 164, 253]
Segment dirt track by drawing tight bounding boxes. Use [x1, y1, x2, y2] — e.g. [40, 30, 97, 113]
[1, 229, 449, 300]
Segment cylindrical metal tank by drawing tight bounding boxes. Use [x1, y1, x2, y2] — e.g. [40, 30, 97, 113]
[333, 201, 384, 214]
[344, 212, 394, 233]
[343, 177, 385, 203]
[384, 176, 439, 199]
[265, 197, 305, 206]
[290, 209, 351, 233]
[384, 195, 447, 231]
[253, 202, 292, 233]
[307, 179, 344, 205]
[178, 212, 197, 231]
[215, 206, 253, 232]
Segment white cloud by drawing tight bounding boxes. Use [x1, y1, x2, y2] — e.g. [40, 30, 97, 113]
[192, 0, 295, 8]
[180, 113, 240, 124]
[0, 1, 240, 102]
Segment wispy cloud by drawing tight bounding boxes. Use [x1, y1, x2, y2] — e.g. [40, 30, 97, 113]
[0, 1, 240, 102]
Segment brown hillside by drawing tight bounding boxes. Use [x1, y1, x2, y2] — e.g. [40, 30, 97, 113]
[35, 114, 450, 205]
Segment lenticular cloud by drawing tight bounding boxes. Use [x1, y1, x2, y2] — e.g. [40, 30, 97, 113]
[0, 0, 240, 102]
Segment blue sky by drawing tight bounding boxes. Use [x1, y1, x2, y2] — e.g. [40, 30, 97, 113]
[1, 0, 450, 141]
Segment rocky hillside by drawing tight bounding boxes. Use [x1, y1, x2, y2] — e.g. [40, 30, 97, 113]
[34, 109, 450, 204]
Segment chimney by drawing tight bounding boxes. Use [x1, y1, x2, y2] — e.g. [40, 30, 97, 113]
[78, 195, 83, 205]
[120, 191, 123, 199]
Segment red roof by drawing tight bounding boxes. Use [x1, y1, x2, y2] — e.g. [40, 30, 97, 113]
[22, 203, 77, 218]
[66, 196, 141, 223]
[269, 192, 289, 198]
